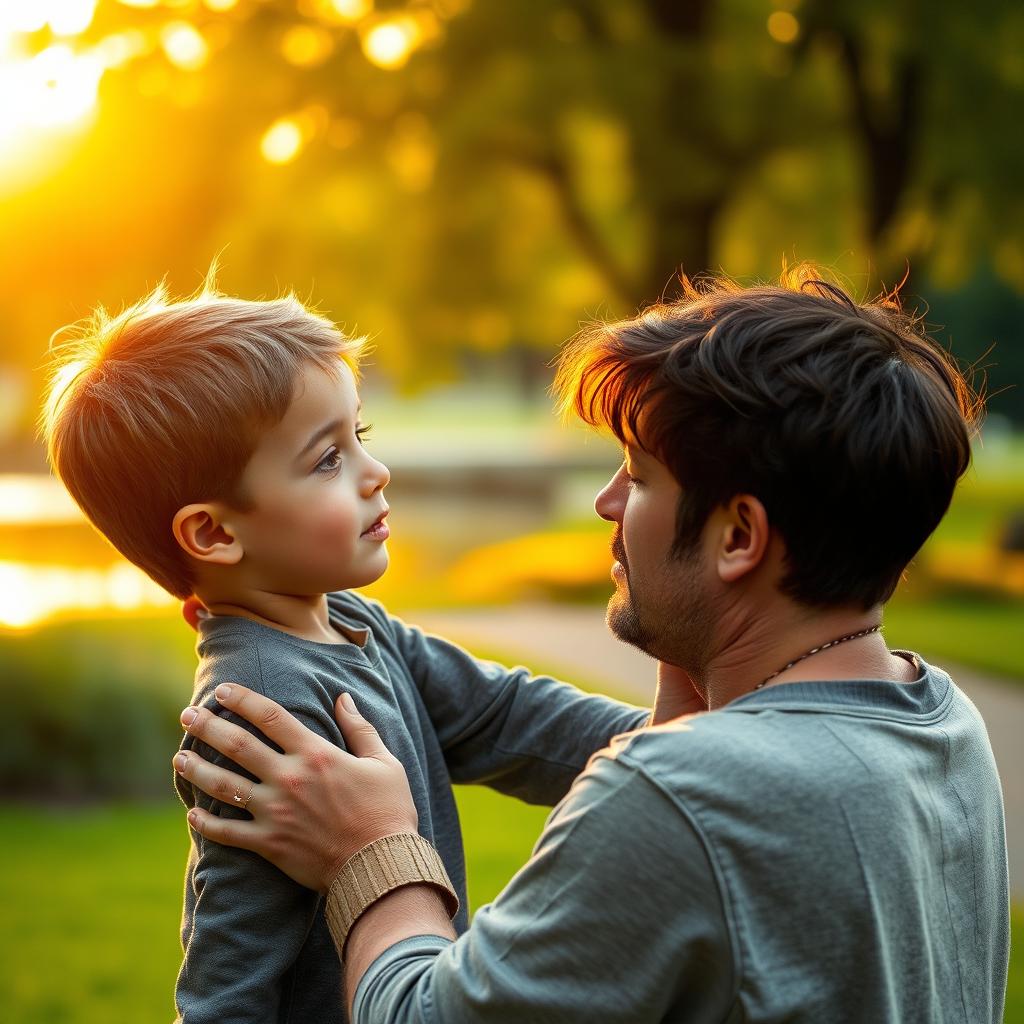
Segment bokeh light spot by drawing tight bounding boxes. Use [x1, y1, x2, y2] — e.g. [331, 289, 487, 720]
[363, 19, 420, 70]
[281, 24, 335, 67]
[767, 11, 800, 44]
[330, 0, 373, 21]
[161, 22, 210, 71]
[261, 117, 304, 164]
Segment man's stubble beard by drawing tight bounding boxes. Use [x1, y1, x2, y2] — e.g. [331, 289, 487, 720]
[606, 541, 716, 675]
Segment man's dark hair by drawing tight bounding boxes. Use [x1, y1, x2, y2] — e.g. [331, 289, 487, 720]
[554, 264, 982, 610]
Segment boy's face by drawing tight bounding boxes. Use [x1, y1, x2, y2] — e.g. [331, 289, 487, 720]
[228, 360, 390, 594]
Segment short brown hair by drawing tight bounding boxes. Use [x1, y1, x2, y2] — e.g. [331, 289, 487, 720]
[555, 264, 982, 609]
[41, 277, 363, 599]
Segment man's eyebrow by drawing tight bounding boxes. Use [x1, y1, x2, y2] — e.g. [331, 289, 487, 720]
[296, 402, 362, 461]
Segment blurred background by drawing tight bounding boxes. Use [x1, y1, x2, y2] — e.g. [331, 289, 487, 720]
[1, 0, 1022, 1019]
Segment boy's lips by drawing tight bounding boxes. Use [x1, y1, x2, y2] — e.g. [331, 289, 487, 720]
[361, 508, 390, 541]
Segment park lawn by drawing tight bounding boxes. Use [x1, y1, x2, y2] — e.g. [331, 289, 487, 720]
[0, 792, 550, 1024]
[884, 592, 1024, 682]
[2, 799, 1021, 1023]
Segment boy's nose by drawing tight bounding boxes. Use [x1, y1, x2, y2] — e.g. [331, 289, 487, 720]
[366, 454, 390, 493]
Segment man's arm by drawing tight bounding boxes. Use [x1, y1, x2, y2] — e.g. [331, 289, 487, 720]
[345, 756, 733, 1023]
[383, 609, 650, 802]
[175, 689, 734, 1023]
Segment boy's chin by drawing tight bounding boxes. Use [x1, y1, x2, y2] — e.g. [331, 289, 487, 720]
[338, 550, 389, 590]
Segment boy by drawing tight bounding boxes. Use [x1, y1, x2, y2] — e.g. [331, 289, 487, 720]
[41, 279, 649, 1023]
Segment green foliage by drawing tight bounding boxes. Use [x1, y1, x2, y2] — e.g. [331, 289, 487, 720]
[0, 617, 195, 799]
[3, 0, 1023, 429]
[0, 791, 549, 1024]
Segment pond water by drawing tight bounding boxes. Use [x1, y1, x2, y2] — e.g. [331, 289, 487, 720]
[0, 462, 615, 630]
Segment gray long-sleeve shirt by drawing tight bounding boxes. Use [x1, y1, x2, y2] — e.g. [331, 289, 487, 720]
[173, 590, 648, 1023]
[354, 657, 1010, 1023]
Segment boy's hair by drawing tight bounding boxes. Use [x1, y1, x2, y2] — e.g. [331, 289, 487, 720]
[41, 275, 363, 599]
[554, 263, 983, 610]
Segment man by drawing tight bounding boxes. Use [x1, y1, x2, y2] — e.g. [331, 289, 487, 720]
[173, 267, 1010, 1022]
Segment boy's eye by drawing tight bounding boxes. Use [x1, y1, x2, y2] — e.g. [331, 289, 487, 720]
[314, 447, 343, 475]
[355, 423, 372, 445]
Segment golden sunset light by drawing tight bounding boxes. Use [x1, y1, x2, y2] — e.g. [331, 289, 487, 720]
[0, 3, 1021, 1020]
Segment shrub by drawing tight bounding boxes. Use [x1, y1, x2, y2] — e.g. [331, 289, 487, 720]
[0, 616, 195, 799]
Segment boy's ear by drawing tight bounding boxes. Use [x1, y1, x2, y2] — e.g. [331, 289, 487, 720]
[714, 494, 770, 584]
[172, 504, 243, 566]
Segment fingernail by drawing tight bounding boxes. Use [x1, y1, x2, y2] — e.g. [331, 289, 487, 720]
[174, 753, 188, 772]
[187, 809, 199, 826]
[340, 692, 356, 713]
[215, 684, 233, 702]
[196, 607, 211, 620]
[180, 707, 198, 728]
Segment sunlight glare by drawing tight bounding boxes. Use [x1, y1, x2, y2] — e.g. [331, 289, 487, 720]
[0, 44, 103, 153]
[0, 8, 48, 36]
[0, 561, 176, 631]
[203, 0, 239, 10]
[48, 0, 98, 36]
[0, 475, 82, 526]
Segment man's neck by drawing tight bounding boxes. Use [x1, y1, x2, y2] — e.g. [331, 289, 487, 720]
[696, 602, 905, 710]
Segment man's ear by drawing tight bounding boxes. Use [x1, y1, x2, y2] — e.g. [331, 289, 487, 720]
[715, 494, 770, 584]
[172, 504, 243, 566]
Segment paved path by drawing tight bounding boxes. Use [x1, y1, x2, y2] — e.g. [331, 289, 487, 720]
[412, 604, 1024, 900]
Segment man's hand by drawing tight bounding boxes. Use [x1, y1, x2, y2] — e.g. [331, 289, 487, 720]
[652, 661, 708, 724]
[174, 685, 419, 892]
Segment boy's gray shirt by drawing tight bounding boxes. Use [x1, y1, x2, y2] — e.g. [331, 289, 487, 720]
[174, 590, 648, 1024]
[354, 657, 1010, 1023]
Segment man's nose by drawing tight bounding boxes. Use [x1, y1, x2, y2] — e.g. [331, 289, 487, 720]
[594, 464, 627, 522]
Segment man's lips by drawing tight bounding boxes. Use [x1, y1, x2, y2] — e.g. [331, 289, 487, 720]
[611, 535, 628, 579]
[611, 535, 627, 570]
[361, 508, 390, 540]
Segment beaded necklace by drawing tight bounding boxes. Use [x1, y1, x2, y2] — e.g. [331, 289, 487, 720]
[754, 624, 882, 690]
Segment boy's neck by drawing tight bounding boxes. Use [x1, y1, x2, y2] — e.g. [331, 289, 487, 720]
[198, 588, 349, 645]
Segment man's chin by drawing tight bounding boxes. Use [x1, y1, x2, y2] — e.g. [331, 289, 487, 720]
[605, 591, 656, 657]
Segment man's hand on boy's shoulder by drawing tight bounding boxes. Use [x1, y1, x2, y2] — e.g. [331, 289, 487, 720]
[183, 596, 210, 632]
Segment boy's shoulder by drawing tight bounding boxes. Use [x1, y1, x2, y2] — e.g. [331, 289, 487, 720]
[191, 599, 388, 709]
[325, 589, 394, 635]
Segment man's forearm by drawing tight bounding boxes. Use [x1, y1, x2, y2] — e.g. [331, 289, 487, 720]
[341, 884, 456, 1019]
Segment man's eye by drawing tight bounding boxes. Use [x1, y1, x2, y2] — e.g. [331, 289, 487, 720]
[314, 447, 343, 474]
[355, 423, 372, 445]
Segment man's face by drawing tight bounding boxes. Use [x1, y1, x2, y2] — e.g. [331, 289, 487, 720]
[594, 442, 715, 672]
[228, 360, 391, 594]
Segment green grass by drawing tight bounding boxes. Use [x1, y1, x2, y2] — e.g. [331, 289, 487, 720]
[0, 794, 550, 1024]
[1, 800, 1020, 1022]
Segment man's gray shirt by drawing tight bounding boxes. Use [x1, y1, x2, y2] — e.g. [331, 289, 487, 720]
[174, 591, 648, 1023]
[355, 656, 1010, 1023]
